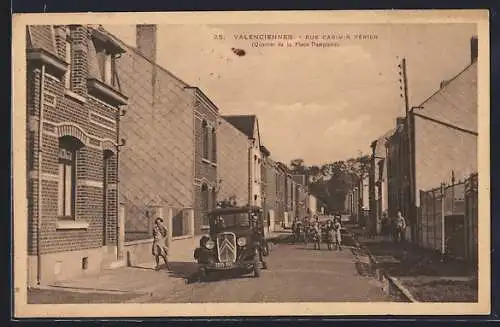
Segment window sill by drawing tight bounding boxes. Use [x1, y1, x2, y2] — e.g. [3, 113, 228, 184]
[210, 162, 217, 167]
[56, 220, 90, 230]
[64, 89, 86, 104]
[87, 78, 128, 106]
[202, 158, 211, 164]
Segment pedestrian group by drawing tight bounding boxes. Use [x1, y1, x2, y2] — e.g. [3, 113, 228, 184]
[292, 215, 343, 251]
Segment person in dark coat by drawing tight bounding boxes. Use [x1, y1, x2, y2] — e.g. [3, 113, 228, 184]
[187, 235, 212, 284]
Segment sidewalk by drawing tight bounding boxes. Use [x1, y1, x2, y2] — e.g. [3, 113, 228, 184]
[353, 230, 478, 302]
[28, 237, 201, 304]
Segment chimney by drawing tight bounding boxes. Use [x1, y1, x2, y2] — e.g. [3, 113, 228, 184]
[136, 24, 157, 63]
[470, 36, 478, 64]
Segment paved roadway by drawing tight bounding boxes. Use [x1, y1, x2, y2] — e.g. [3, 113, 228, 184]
[143, 242, 395, 303]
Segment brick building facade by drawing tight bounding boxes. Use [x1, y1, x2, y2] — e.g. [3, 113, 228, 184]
[185, 87, 219, 234]
[26, 25, 128, 286]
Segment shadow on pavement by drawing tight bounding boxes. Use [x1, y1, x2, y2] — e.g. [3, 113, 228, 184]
[166, 261, 199, 279]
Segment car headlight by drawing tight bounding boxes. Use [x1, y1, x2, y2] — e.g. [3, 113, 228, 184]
[237, 237, 247, 246]
[205, 239, 215, 249]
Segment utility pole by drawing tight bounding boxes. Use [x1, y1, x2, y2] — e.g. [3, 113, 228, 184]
[398, 57, 415, 243]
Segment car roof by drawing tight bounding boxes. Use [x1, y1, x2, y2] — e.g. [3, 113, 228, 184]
[208, 205, 262, 216]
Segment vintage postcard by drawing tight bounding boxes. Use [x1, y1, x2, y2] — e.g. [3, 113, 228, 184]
[12, 10, 490, 318]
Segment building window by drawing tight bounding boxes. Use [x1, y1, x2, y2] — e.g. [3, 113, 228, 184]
[95, 42, 116, 87]
[64, 27, 73, 90]
[58, 137, 80, 219]
[211, 128, 217, 163]
[103, 51, 115, 85]
[201, 183, 209, 226]
[202, 120, 209, 160]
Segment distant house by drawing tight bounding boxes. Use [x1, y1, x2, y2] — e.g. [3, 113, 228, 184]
[369, 129, 394, 234]
[274, 162, 288, 227]
[308, 194, 318, 215]
[223, 115, 263, 207]
[261, 146, 278, 233]
[293, 176, 308, 220]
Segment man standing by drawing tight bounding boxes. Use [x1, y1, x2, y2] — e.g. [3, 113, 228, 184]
[394, 211, 407, 244]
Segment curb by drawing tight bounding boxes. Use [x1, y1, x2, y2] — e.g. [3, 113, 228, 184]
[387, 276, 419, 303]
[355, 239, 418, 303]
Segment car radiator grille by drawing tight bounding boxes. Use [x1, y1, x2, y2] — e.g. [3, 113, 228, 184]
[217, 232, 237, 263]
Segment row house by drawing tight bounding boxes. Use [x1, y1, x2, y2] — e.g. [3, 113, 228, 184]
[274, 162, 288, 227]
[186, 86, 219, 234]
[386, 117, 411, 229]
[261, 146, 278, 233]
[216, 116, 249, 207]
[26, 24, 128, 286]
[293, 175, 308, 220]
[308, 193, 318, 216]
[345, 175, 368, 226]
[368, 128, 394, 234]
[384, 35, 478, 243]
[222, 115, 263, 207]
[117, 25, 220, 265]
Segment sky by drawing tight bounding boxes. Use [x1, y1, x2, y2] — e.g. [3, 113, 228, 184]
[104, 23, 476, 166]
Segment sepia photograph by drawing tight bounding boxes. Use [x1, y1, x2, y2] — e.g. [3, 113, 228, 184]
[12, 10, 490, 317]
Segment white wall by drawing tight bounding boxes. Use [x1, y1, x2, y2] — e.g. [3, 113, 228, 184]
[308, 194, 317, 214]
[249, 122, 262, 207]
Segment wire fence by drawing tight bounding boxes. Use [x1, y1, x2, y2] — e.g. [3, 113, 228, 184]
[417, 173, 478, 261]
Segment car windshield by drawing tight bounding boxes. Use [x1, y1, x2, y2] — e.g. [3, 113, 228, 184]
[213, 212, 251, 230]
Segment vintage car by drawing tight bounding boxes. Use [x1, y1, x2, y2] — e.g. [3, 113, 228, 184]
[194, 205, 269, 279]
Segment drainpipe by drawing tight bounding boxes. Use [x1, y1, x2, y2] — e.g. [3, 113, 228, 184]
[36, 64, 46, 285]
[116, 110, 124, 261]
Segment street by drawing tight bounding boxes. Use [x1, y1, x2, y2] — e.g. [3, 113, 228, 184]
[139, 242, 395, 303]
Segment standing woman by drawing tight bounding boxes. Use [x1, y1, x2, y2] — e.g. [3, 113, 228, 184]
[333, 218, 342, 251]
[152, 217, 169, 270]
[312, 219, 322, 250]
[325, 220, 335, 251]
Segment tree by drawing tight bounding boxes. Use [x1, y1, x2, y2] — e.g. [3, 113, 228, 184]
[290, 158, 307, 175]
[305, 154, 371, 213]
